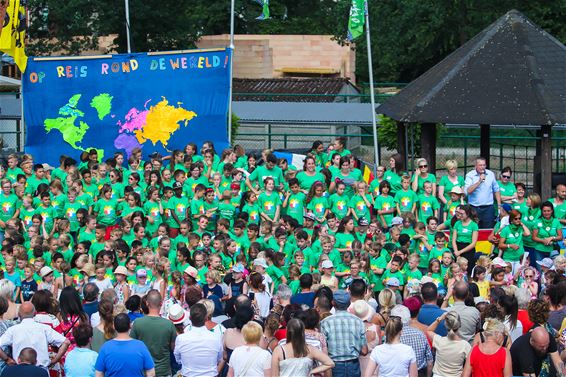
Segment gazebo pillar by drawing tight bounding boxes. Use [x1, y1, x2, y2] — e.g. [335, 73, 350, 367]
[396, 121, 407, 168]
[480, 124, 490, 168]
[420, 123, 437, 173]
[535, 124, 552, 199]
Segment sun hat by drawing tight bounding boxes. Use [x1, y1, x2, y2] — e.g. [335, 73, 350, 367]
[114, 266, 128, 276]
[40, 266, 54, 278]
[183, 266, 198, 279]
[449, 186, 464, 195]
[491, 257, 508, 268]
[79, 263, 95, 277]
[352, 300, 373, 322]
[168, 304, 187, 325]
[136, 268, 147, 277]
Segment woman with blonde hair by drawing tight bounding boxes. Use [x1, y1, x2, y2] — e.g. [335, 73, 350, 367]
[438, 159, 464, 206]
[364, 316, 417, 377]
[228, 321, 272, 377]
[462, 318, 512, 377]
[412, 158, 436, 196]
[427, 312, 471, 377]
[375, 288, 396, 327]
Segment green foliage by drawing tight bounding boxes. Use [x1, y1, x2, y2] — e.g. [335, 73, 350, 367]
[231, 112, 240, 141]
[377, 114, 421, 156]
[25, 0, 566, 84]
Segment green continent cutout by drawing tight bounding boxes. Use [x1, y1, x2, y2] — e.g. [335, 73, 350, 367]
[90, 93, 113, 120]
[44, 117, 89, 149]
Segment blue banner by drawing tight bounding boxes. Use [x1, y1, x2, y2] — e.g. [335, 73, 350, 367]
[23, 49, 231, 165]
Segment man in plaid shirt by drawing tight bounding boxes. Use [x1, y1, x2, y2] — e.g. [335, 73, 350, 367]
[391, 304, 433, 377]
[321, 290, 368, 377]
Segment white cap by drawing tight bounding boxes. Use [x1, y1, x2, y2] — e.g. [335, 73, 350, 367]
[321, 260, 334, 269]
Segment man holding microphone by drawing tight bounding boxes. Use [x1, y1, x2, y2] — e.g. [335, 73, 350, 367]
[464, 157, 501, 228]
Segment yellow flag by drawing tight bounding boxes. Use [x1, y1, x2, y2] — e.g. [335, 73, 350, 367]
[0, 0, 28, 72]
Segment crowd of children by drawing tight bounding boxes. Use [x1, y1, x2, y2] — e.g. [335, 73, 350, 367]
[0, 138, 564, 316]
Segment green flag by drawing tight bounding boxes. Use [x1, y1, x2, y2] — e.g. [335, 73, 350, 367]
[347, 0, 365, 41]
[256, 0, 270, 20]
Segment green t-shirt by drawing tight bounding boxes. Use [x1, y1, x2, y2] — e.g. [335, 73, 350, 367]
[34, 205, 56, 233]
[548, 198, 566, 222]
[394, 189, 418, 213]
[266, 265, 285, 292]
[307, 196, 329, 221]
[410, 239, 431, 268]
[184, 176, 209, 199]
[241, 202, 260, 224]
[453, 220, 479, 244]
[94, 198, 118, 225]
[285, 192, 306, 225]
[335, 232, 356, 250]
[534, 217, 562, 253]
[438, 175, 465, 203]
[130, 316, 177, 376]
[331, 171, 361, 198]
[417, 194, 440, 223]
[382, 269, 405, 286]
[0, 193, 19, 223]
[500, 224, 525, 261]
[328, 193, 350, 220]
[167, 196, 189, 228]
[412, 173, 436, 195]
[6, 167, 24, 183]
[522, 208, 541, 248]
[348, 194, 372, 223]
[383, 170, 402, 195]
[374, 195, 395, 226]
[218, 201, 237, 226]
[143, 200, 162, 235]
[63, 201, 82, 232]
[258, 191, 281, 219]
[498, 181, 517, 199]
[19, 207, 35, 230]
[190, 197, 205, 228]
[296, 171, 326, 191]
[248, 165, 285, 189]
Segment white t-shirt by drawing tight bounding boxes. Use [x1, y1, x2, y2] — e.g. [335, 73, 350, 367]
[229, 345, 271, 377]
[369, 343, 416, 377]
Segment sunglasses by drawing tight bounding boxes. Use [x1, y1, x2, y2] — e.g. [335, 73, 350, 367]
[502, 175, 511, 179]
[419, 165, 428, 168]
[525, 275, 534, 278]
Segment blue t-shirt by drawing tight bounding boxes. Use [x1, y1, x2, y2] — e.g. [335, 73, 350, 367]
[94, 339, 154, 377]
[417, 304, 447, 336]
[65, 347, 98, 377]
[290, 292, 316, 308]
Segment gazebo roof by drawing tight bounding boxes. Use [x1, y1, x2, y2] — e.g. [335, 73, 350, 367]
[378, 10, 566, 126]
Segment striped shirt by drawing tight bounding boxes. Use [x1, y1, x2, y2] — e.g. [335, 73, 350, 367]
[321, 310, 367, 361]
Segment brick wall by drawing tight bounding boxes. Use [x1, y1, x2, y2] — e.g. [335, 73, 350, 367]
[197, 35, 356, 82]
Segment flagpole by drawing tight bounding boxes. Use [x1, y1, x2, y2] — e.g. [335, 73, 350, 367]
[364, 0, 380, 173]
[227, 0, 235, 145]
[125, 0, 132, 53]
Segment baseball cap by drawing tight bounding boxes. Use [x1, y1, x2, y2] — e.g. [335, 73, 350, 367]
[230, 183, 240, 190]
[303, 213, 316, 222]
[40, 266, 53, 278]
[321, 260, 334, 269]
[232, 263, 245, 273]
[536, 258, 554, 269]
[358, 217, 369, 226]
[491, 257, 508, 268]
[253, 258, 268, 269]
[391, 216, 403, 226]
[114, 266, 128, 276]
[420, 276, 434, 284]
[184, 266, 198, 279]
[390, 304, 411, 325]
[386, 277, 400, 287]
[333, 290, 351, 306]
[173, 181, 183, 189]
[136, 268, 147, 278]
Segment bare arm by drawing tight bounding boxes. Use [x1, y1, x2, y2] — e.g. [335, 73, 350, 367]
[409, 361, 418, 377]
[503, 349, 512, 377]
[461, 352, 472, 377]
[363, 358, 378, 377]
[309, 345, 335, 374]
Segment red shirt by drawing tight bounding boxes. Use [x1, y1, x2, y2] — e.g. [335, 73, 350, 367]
[517, 309, 534, 334]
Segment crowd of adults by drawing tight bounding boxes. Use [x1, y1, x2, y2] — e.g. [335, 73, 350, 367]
[0, 138, 564, 376]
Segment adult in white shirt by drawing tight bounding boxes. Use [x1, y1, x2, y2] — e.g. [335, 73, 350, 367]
[228, 321, 271, 377]
[174, 303, 223, 377]
[364, 316, 417, 377]
[0, 302, 70, 368]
